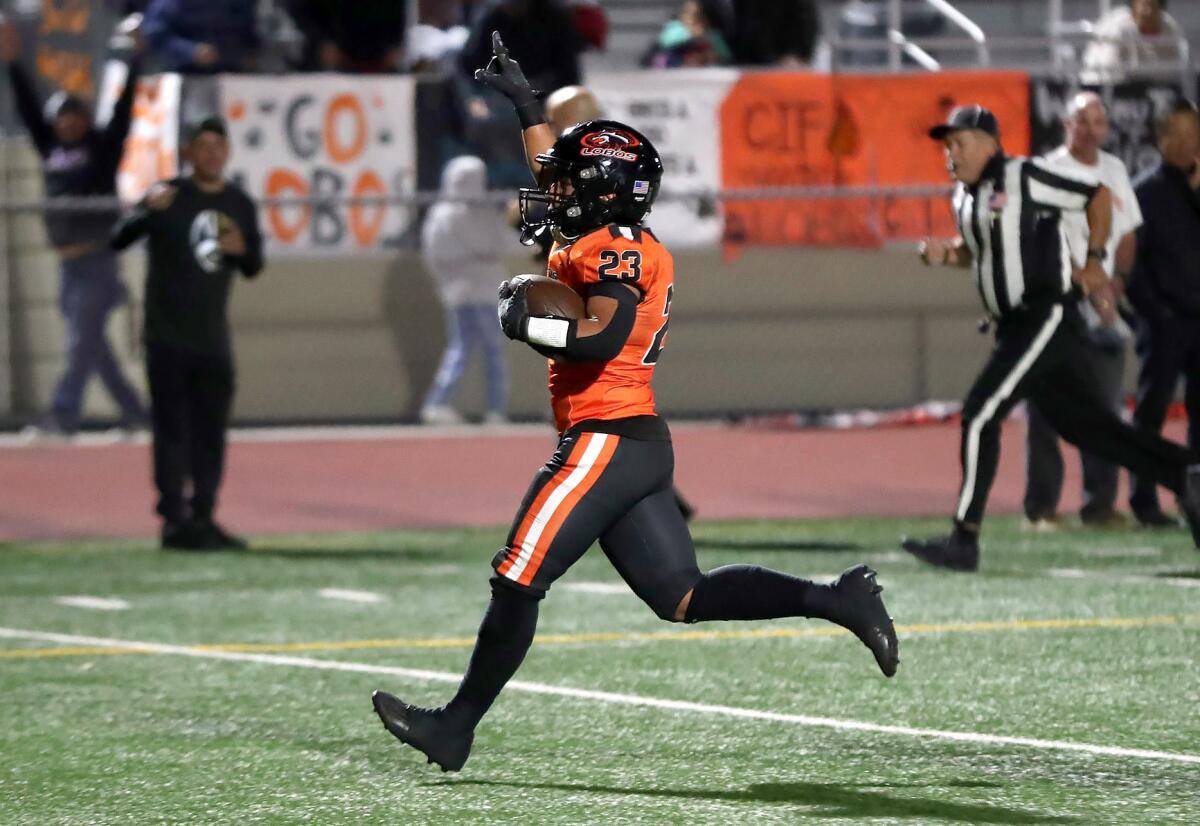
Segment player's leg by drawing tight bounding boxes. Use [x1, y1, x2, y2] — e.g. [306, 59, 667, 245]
[903, 306, 1066, 569]
[599, 463, 898, 676]
[373, 430, 641, 770]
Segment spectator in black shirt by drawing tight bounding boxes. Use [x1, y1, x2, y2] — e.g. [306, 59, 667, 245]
[285, 0, 407, 73]
[1126, 99, 1200, 526]
[1, 18, 148, 437]
[458, 0, 582, 93]
[112, 117, 264, 550]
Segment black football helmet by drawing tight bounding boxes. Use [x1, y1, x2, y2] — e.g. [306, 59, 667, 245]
[519, 119, 663, 244]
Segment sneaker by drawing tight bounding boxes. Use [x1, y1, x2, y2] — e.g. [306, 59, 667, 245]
[901, 527, 980, 572]
[829, 564, 899, 678]
[371, 691, 474, 772]
[1079, 509, 1129, 529]
[1021, 514, 1062, 533]
[1178, 466, 1200, 548]
[19, 416, 75, 444]
[161, 520, 204, 551]
[190, 519, 248, 550]
[419, 405, 463, 426]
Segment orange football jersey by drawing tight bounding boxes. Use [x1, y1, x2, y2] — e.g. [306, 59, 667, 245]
[545, 224, 674, 433]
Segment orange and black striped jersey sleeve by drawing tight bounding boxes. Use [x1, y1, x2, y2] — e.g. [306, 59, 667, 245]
[546, 225, 675, 433]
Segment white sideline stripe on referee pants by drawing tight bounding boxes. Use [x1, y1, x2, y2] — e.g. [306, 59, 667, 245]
[2, 625, 1198, 766]
[956, 305, 1063, 522]
[504, 433, 609, 583]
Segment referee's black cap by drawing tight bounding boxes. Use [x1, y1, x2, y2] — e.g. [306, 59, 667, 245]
[928, 104, 1000, 140]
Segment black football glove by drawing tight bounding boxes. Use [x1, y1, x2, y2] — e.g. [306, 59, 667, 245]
[474, 31, 544, 129]
[497, 278, 531, 341]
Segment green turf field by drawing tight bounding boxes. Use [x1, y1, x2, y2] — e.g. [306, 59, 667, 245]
[2, 516, 1198, 825]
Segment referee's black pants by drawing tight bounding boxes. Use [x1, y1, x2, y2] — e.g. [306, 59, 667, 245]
[146, 341, 235, 525]
[955, 302, 1188, 528]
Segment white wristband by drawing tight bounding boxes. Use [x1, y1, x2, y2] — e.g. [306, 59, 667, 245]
[526, 316, 570, 349]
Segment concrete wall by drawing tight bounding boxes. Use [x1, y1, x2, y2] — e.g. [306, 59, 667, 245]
[1, 135, 1010, 426]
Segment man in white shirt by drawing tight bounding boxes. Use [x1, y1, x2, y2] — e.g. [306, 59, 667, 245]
[1083, 0, 1184, 80]
[1024, 92, 1144, 529]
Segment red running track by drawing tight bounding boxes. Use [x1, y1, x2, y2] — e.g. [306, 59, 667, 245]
[0, 421, 1182, 542]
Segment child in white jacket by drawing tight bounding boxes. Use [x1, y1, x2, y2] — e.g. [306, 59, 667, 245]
[420, 156, 514, 424]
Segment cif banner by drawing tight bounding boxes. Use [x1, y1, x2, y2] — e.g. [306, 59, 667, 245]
[590, 69, 737, 249]
[220, 75, 417, 254]
[1029, 78, 1181, 178]
[719, 71, 1029, 253]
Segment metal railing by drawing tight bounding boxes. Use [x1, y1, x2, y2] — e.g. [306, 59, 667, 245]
[0, 184, 958, 215]
[831, 0, 1193, 92]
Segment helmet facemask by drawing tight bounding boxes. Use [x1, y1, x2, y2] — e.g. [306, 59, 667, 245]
[518, 156, 616, 245]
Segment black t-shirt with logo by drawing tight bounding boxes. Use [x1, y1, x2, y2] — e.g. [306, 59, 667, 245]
[112, 177, 264, 356]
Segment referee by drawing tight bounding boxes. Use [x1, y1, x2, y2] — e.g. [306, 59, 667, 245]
[902, 104, 1200, 571]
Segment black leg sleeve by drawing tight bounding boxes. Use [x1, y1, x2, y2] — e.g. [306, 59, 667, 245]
[443, 579, 539, 730]
[683, 565, 839, 624]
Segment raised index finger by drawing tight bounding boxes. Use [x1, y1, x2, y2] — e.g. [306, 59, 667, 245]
[491, 31, 507, 59]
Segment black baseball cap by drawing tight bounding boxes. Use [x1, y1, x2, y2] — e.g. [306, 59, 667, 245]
[186, 115, 228, 142]
[928, 104, 1000, 140]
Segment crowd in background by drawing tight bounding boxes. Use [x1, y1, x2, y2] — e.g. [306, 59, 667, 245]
[1, 0, 1198, 533]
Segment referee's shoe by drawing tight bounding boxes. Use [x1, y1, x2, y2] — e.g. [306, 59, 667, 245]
[901, 524, 980, 572]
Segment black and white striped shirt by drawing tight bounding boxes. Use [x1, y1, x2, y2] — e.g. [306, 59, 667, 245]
[953, 153, 1099, 318]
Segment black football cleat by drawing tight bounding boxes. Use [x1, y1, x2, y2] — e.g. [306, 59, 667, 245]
[371, 690, 474, 772]
[830, 564, 899, 678]
[901, 528, 979, 572]
[1178, 465, 1200, 549]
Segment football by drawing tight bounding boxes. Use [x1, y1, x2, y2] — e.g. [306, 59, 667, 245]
[511, 274, 586, 319]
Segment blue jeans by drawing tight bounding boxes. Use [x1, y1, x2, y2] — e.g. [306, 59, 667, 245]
[50, 251, 146, 429]
[424, 304, 508, 414]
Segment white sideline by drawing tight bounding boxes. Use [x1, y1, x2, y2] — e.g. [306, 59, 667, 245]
[53, 596, 129, 611]
[2, 626, 1198, 766]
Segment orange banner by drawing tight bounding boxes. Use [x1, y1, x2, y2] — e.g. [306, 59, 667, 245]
[720, 71, 1030, 254]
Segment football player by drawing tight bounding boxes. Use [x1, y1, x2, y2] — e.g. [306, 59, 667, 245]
[371, 32, 899, 772]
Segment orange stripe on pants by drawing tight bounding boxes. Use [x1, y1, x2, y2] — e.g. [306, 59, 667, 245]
[516, 434, 618, 586]
[496, 434, 596, 578]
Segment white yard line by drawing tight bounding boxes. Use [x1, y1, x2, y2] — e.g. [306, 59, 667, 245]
[1, 625, 1197, 766]
[1050, 568, 1200, 589]
[53, 596, 129, 611]
[318, 588, 385, 604]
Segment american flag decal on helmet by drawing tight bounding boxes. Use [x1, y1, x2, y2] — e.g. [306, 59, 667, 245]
[632, 180, 650, 195]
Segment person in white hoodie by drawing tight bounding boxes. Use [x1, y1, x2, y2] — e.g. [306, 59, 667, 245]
[420, 155, 513, 424]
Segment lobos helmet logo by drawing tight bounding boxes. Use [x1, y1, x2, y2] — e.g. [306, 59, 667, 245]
[580, 129, 640, 162]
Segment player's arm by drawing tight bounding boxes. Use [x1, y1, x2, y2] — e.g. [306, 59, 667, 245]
[474, 31, 553, 177]
[918, 236, 971, 268]
[498, 280, 639, 362]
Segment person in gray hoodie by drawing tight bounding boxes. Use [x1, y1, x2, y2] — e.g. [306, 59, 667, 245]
[420, 155, 514, 424]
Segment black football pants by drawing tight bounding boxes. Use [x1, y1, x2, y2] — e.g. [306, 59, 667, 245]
[492, 428, 701, 619]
